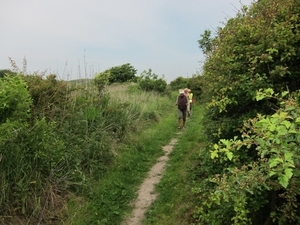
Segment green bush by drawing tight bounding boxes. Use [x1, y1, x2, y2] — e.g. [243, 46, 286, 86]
[200, 0, 300, 142]
[0, 74, 67, 221]
[138, 69, 167, 93]
[193, 0, 300, 224]
[195, 89, 300, 224]
[21, 74, 70, 124]
[94, 63, 137, 88]
[0, 74, 32, 123]
[169, 76, 189, 91]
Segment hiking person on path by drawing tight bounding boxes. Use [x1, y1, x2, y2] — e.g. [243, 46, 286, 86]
[175, 89, 188, 129]
[184, 88, 191, 117]
[188, 89, 194, 115]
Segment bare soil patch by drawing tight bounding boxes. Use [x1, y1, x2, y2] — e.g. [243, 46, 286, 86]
[122, 138, 178, 225]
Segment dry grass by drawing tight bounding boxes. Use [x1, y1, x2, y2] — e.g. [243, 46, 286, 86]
[106, 83, 170, 116]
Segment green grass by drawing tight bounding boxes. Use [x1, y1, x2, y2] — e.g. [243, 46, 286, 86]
[142, 104, 206, 225]
[65, 86, 207, 225]
[65, 89, 182, 225]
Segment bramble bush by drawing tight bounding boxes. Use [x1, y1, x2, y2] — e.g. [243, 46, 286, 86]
[194, 0, 300, 224]
[194, 89, 300, 224]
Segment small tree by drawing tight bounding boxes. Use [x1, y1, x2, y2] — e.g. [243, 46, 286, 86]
[169, 76, 189, 91]
[108, 63, 137, 84]
[138, 69, 167, 93]
[94, 71, 110, 94]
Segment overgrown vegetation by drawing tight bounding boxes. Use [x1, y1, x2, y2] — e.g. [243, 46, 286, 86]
[2, 0, 300, 224]
[138, 69, 167, 93]
[193, 0, 300, 224]
[169, 75, 203, 98]
[66, 108, 178, 225]
[94, 63, 137, 85]
[0, 66, 173, 224]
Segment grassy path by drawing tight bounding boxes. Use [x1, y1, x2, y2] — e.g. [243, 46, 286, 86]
[143, 104, 205, 225]
[66, 109, 184, 225]
[122, 138, 178, 225]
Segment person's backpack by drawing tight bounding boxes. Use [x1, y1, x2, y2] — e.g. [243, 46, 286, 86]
[177, 94, 187, 111]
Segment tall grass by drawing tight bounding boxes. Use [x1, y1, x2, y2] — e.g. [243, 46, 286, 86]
[106, 83, 170, 124]
[65, 85, 177, 225]
[1, 73, 175, 224]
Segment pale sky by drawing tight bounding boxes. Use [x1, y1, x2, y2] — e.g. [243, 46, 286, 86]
[1, 0, 253, 83]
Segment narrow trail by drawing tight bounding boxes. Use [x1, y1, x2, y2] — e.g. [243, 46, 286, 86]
[121, 138, 179, 225]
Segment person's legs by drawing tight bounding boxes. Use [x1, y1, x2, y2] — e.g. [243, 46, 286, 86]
[187, 103, 190, 117]
[178, 118, 182, 128]
[177, 109, 183, 128]
[182, 109, 187, 128]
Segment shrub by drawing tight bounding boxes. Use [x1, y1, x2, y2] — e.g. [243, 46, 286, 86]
[200, 0, 300, 142]
[138, 69, 167, 93]
[194, 89, 300, 224]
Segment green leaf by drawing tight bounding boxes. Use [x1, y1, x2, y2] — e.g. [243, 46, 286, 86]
[280, 120, 291, 129]
[213, 144, 219, 150]
[278, 175, 289, 188]
[268, 171, 277, 177]
[284, 168, 293, 180]
[275, 138, 281, 144]
[281, 91, 289, 97]
[226, 151, 233, 161]
[265, 88, 274, 95]
[256, 93, 265, 101]
[269, 158, 281, 168]
[269, 123, 276, 132]
[285, 106, 295, 111]
[211, 151, 218, 159]
[284, 151, 293, 162]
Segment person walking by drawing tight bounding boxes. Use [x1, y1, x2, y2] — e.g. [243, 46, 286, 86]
[184, 88, 191, 117]
[175, 89, 188, 129]
[188, 89, 193, 115]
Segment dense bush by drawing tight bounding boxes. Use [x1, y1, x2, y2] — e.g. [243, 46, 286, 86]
[94, 63, 137, 87]
[200, 0, 300, 143]
[193, 0, 300, 224]
[169, 76, 189, 91]
[21, 74, 70, 123]
[0, 73, 114, 222]
[0, 70, 171, 223]
[0, 74, 67, 223]
[169, 75, 203, 101]
[138, 69, 167, 93]
[108, 63, 137, 84]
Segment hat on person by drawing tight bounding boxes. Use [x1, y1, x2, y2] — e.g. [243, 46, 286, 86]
[184, 88, 189, 92]
[179, 89, 184, 94]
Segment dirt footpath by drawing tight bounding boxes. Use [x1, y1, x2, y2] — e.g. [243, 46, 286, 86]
[121, 138, 178, 225]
